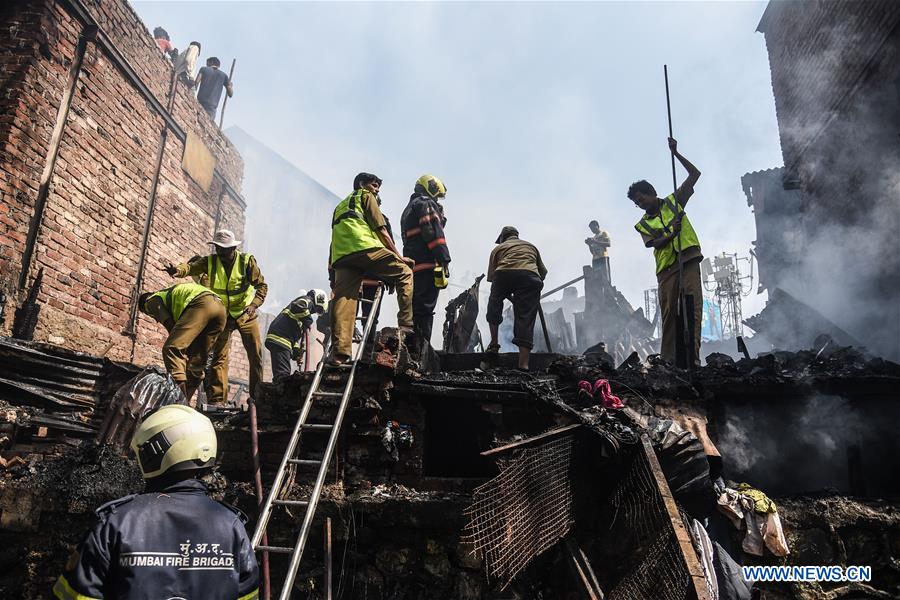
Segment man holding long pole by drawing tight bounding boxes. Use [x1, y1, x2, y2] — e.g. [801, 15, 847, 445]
[627, 137, 703, 367]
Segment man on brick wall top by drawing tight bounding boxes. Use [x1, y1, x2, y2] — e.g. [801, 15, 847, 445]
[164, 230, 267, 405]
[138, 282, 226, 404]
[195, 56, 234, 121]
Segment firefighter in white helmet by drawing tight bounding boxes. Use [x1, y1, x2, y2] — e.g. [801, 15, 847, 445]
[265, 288, 329, 380]
[53, 405, 259, 600]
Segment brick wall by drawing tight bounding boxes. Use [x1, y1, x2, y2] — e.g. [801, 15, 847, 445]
[0, 1, 251, 379]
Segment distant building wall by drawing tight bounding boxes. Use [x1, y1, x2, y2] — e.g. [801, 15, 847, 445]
[0, 0, 254, 386]
[756, 0, 900, 358]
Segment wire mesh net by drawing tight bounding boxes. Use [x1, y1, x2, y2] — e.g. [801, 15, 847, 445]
[462, 434, 575, 589]
[605, 447, 692, 600]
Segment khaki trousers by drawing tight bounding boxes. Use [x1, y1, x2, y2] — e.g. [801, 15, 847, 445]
[209, 310, 263, 404]
[162, 294, 226, 388]
[331, 248, 413, 358]
[658, 259, 702, 365]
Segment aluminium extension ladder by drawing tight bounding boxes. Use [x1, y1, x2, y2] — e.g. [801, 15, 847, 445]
[251, 286, 384, 599]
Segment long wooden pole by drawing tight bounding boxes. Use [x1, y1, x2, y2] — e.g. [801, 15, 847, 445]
[218, 58, 236, 129]
[664, 65, 693, 370]
[664, 65, 678, 193]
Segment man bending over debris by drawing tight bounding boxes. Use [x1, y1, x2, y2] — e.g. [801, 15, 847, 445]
[163, 229, 267, 404]
[265, 288, 329, 380]
[139, 282, 226, 403]
[328, 173, 414, 366]
[53, 405, 259, 600]
[485, 226, 548, 370]
[628, 137, 702, 366]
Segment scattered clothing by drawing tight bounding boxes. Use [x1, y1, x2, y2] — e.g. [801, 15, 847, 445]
[691, 519, 719, 600]
[381, 421, 414, 461]
[717, 485, 790, 557]
[592, 379, 624, 409]
[735, 483, 777, 514]
[712, 541, 753, 600]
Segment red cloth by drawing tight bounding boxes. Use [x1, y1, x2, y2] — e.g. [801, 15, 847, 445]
[593, 379, 623, 409]
[155, 38, 173, 53]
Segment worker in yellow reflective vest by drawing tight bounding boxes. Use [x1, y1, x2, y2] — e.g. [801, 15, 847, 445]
[139, 282, 226, 403]
[328, 173, 414, 366]
[628, 137, 702, 366]
[164, 229, 267, 403]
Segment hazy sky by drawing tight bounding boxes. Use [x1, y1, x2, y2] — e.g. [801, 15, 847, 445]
[135, 0, 782, 335]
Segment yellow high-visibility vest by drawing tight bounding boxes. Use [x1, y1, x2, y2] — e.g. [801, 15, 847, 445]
[634, 194, 700, 274]
[330, 190, 384, 264]
[148, 282, 210, 322]
[207, 252, 256, 318]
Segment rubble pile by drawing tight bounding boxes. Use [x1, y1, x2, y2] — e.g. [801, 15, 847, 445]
[1, 339, 898, 598]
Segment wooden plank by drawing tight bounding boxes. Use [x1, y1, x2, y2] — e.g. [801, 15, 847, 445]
[640, 435, 710, 600]
[481, 424, 581, 457]
[324, 517, 332, 600]
[411, 383, 532, 402]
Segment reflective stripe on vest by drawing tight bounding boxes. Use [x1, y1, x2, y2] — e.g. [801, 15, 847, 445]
[149, 283, 210, 322]
[330, 190, 384, 264]
[634, 194, 700, 274]
[282, 306, 311, 325]
[207, 252, 256, 318]
[265, 332, 295, 351]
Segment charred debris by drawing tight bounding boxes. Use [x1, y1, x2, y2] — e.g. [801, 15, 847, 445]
[2, 329, 899, 599]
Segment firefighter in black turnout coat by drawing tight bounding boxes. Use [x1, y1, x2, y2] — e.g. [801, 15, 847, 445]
[401, 174, 451, 351]
[53, 405, 259, 600]
[265, 288, 329, 379]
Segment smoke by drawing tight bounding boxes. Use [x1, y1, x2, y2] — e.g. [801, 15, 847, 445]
[756, 5, 900, 359]
[715, 393, 900, 496]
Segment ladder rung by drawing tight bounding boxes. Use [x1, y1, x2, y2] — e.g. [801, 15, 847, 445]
[313, 390, 343, 397]
[359, 297, 374, 304]
[301, 423, 333, 431]
[287, 459, 321, 467]
[256, 545, 295, 554]
[273, 499, 310, 507]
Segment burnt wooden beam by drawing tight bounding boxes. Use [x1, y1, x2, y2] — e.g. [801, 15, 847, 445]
[0, 377, 84, 411]
[640, 435, 710, 600]
[561, 535, 604, 600]
[481, 424, 581, 457]
[409, 382, 532, 402]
